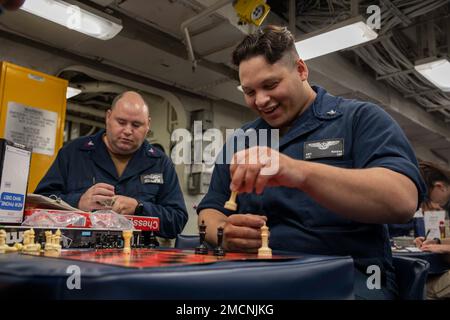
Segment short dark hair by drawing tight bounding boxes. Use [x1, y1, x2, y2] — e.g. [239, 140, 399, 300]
[419, 161, 450, 190]
[232, 25, 298, 66]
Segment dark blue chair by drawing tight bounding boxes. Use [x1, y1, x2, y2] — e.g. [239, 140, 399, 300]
[392, 255, 430, 300]
[175, 234, 200, 249]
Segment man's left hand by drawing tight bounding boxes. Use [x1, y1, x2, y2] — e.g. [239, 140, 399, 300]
[421, 244, 450, 254]
[111, 195, 139, 215]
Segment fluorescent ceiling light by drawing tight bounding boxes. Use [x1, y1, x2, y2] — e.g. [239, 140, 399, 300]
[66, 86, 82, 99]
[21, 0, 122, 40]
[414, 58, 450, 92]
[295, 17, 378, 61]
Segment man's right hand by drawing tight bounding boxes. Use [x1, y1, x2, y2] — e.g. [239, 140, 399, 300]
[414, 236, 440, 248]
[78, 183, 115, 212]
[222, 214, 267, 252]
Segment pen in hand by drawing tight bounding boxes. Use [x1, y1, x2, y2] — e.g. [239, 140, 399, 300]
[417, 229, 431, 249]
[424, 229, 431, 241]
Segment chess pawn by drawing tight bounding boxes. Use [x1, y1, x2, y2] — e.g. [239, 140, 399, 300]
[122, 230, 133, 254]
[258, 223, 272, 257]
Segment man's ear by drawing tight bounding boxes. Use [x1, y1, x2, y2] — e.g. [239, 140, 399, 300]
[434, 181, 447, 191]
[296, 59, 309, 81]
[105, 109, 112, 125]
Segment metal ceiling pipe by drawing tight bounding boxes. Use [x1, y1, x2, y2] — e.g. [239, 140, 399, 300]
[180, 0, 233, 72]
[74, 81, 130, 94]
[66, 114, 105, 128]
[67, 102, 107, 118]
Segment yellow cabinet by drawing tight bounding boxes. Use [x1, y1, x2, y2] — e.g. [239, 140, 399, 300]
[0, 61, 67, 192]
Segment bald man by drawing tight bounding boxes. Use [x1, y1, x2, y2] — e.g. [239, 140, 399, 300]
[35, 91, 188, 238]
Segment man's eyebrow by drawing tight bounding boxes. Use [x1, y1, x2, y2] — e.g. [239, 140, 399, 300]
[242, 77, 279, 90]
[262, 77, 279, 84]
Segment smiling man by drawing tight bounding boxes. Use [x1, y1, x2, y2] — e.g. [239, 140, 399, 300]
[35, 91, 188, 238]
[197, 26, 427, 299]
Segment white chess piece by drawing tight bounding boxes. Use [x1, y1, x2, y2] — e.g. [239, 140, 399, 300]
[0, 229, 7, 253]
[258, 223, 272, 258]
[122, 230, 133, 254]
[44, 231, 54, 251]
[53, 229, 62, 252]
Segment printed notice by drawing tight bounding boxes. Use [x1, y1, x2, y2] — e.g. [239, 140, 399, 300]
[5, 101, 57, 156]
[424, 210, 446, 240]
[0, 144, 31, 223]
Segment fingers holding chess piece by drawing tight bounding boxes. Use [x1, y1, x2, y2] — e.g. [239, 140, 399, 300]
[224, 191, 238, 211]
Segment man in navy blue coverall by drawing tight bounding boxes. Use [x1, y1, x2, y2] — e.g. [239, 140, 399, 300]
[197, 26, 426, 299]
[35, 91, 187, 238]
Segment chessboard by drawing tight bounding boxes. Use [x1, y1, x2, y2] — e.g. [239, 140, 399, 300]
[21, 248, 298, 268]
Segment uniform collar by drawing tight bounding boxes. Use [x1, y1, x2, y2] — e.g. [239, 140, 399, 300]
[248, 86, 343, 149]
[79, 130, 162, 181]
[310, 85, 343, 120]
[79, 130, 162, 158]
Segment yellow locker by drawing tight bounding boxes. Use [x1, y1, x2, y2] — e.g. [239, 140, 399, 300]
[0, 61, 67, 192]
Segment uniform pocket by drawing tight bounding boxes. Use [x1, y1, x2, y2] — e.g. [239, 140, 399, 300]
[137, 183, 160, 202]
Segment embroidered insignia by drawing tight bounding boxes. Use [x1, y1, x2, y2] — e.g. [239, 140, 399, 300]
[308, 140, 340, 150]
[304, 139, 344, 160]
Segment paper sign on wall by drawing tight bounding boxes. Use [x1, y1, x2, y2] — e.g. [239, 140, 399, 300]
[5, 101, 57, 156]
[424, 210, 446, 240]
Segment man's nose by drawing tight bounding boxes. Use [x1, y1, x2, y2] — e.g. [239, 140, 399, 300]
[255, 91, 270, 109]
[123, 124, 133, 134]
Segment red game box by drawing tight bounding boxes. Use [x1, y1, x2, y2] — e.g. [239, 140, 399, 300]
[23, 209, 159, 231]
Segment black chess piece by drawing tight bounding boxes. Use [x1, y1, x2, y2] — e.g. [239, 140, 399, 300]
[214, 226, 225, 257]
[148, 231, 159, 249]
[195, 220, 208, 255]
